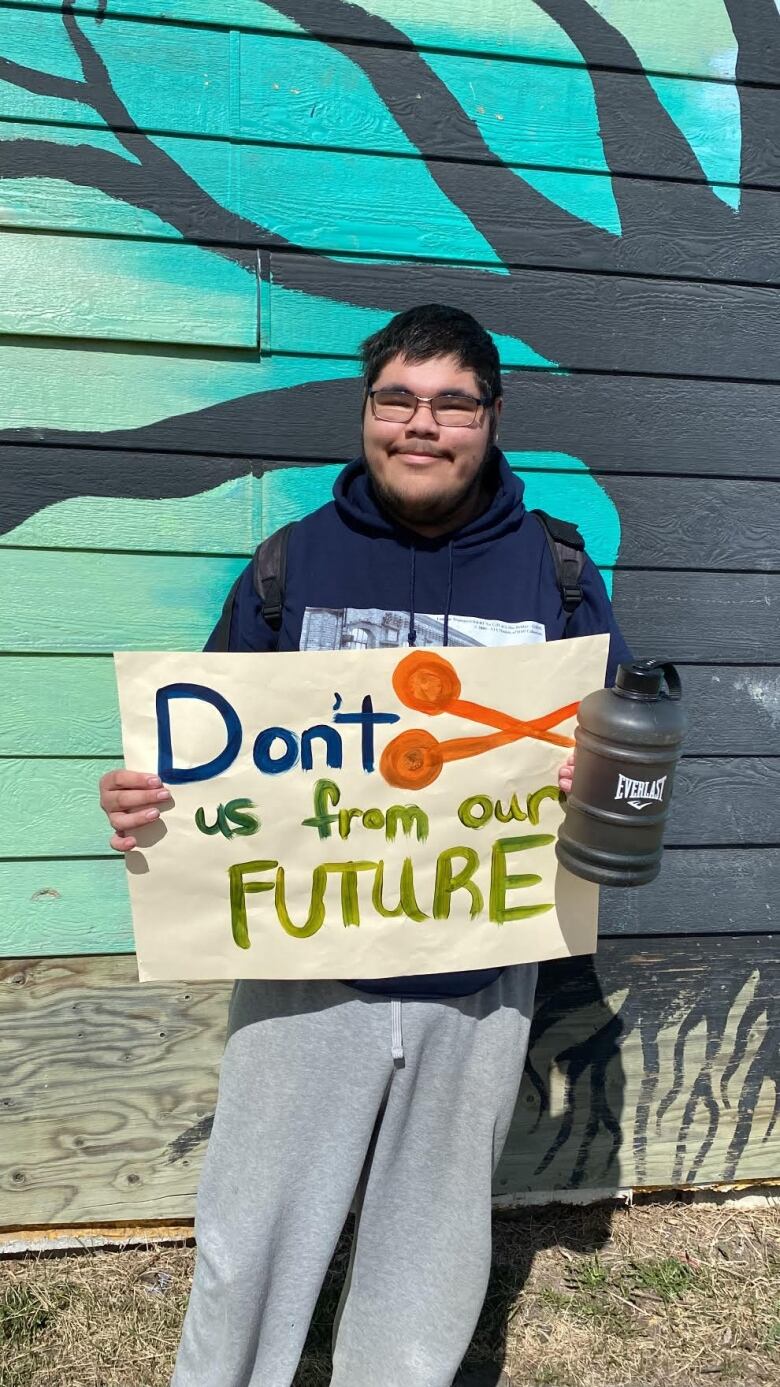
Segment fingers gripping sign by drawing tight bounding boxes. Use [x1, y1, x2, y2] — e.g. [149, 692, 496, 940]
[99, 769, 172, 852]
[558, 752, 576, 796]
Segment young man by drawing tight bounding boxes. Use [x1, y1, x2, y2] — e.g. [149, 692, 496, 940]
[100, 305, 631, 1387]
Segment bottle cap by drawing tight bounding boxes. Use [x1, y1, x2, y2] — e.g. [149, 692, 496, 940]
[615, 660, 681, 700]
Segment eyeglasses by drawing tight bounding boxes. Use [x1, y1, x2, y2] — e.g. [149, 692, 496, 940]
[368, 387, 492, 428]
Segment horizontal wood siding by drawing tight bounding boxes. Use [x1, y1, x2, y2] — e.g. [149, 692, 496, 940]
[3, 467, 779, 568]
[3, 0, 772, 82]
[4, 659, 776, 757]
[1, 755, 777, 865]
[5, 373, 779, 476]
[0, 0, 777, 1220]
[1, 848, 771, 959]
[0, 233, 258, 346]
[2, 851, 777, 959]
[1, 553, 776, 658]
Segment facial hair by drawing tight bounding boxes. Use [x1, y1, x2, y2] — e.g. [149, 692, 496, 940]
[364, 431, 496, 533]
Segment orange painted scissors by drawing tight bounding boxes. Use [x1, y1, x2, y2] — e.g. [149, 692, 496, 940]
[380, 650, 577, 791]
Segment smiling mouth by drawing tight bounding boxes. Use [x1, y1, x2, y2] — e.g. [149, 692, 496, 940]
[393, 449, 449, 461]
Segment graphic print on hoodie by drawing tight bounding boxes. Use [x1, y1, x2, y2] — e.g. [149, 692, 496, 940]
[207, 449, 632, 999]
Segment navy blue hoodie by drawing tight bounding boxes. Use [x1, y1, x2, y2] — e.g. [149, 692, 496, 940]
[206, 450, 631, 998]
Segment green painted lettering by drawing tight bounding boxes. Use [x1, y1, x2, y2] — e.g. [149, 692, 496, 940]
[526, 785, 563, 825]
[433, 847, 483, 920]
[362, 808, 386, 830]
[489, 835, 554, 924]
[195, 805, 221, 836]
[275, 864, 328, 938]
[371, 859, 428, 922]
[223, 798, 261, 837]
[228, 860, 277, 950]
[200, 799, 261, 839]
[323, 860, 378, 926]
[338, 806, 363, 839]
[458, 794, 493, 829]
[494, 793, 527, 825]
[385, 804, 429, 842]
[301, 778, 341, 839]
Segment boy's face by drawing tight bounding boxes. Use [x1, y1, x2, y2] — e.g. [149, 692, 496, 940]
[362, 352, 501, 535]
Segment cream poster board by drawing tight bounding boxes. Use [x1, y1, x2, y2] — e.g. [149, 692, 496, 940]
[114, 636, 608, 982]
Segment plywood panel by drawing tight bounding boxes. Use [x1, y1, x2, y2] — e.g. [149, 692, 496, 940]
[0, 955, 228, 1224]
[1, 938, 776, 1224]
[500, 933, 780, 1194]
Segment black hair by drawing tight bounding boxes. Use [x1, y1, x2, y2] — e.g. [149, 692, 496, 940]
[360, 303, 502, 401]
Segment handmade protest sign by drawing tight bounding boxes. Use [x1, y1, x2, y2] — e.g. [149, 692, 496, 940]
[114, 635, 608, 982]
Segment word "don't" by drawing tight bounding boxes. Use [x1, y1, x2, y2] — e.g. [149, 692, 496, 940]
[156, 683, 400, 783]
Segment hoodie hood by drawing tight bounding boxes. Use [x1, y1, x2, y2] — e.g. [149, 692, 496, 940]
[333, 447, 526, 551]
[333, 448, 526, 646]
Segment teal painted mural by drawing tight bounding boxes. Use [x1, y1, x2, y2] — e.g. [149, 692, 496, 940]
[1, 0, 778, 1206]
[0, 0, 763, 637]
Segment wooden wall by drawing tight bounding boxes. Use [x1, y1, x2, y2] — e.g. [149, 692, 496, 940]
[1, 0, 778, 1225]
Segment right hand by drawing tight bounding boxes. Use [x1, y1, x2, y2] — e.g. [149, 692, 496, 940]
[99, 770, 171, 852]
[558, 751, 576, 796]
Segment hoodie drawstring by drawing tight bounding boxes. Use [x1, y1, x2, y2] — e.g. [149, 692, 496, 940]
[442, 541, 454, 648]
[390, 998, 404, 1063]
[407, 541, 455, 647]
[408, 547, 417, 647]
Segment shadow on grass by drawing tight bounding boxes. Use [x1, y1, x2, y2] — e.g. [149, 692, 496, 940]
[464, 1203, 615, 1374]
[292, 1203, 616, 1387]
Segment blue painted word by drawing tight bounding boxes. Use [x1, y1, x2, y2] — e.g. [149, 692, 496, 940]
[156, 683, 400, 784]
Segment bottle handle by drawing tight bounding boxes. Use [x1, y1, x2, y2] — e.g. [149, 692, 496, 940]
[633, 659, 682, 700]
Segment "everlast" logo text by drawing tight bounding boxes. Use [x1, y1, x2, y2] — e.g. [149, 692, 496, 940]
[614, 772, 667, 810]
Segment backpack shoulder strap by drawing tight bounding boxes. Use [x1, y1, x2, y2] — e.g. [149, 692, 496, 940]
[251, 520, 296, 631]
[208, 521, 295, 651]
[531, 509, 586, 615]
[208, 572, 243, 652]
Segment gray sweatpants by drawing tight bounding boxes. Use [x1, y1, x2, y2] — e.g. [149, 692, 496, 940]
[171, 965, 537, 1387]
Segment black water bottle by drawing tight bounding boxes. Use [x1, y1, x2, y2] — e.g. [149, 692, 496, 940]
[556, 660, 685, 887]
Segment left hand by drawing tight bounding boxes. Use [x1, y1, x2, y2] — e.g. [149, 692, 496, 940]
[558, 752, 575, 795]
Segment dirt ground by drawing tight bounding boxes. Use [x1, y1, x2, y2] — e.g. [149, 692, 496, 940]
[0, 1197, 778, 1387]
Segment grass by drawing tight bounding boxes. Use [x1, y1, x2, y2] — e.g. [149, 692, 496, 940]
[0, 1199, 778, 1387]
[626, 1255, 703, 1301]
[572, 1254, 609, 1291]
[0, 1286, 60, 1347]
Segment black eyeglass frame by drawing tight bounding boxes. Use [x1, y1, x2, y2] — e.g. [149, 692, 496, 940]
[367, 387, 494, 427]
